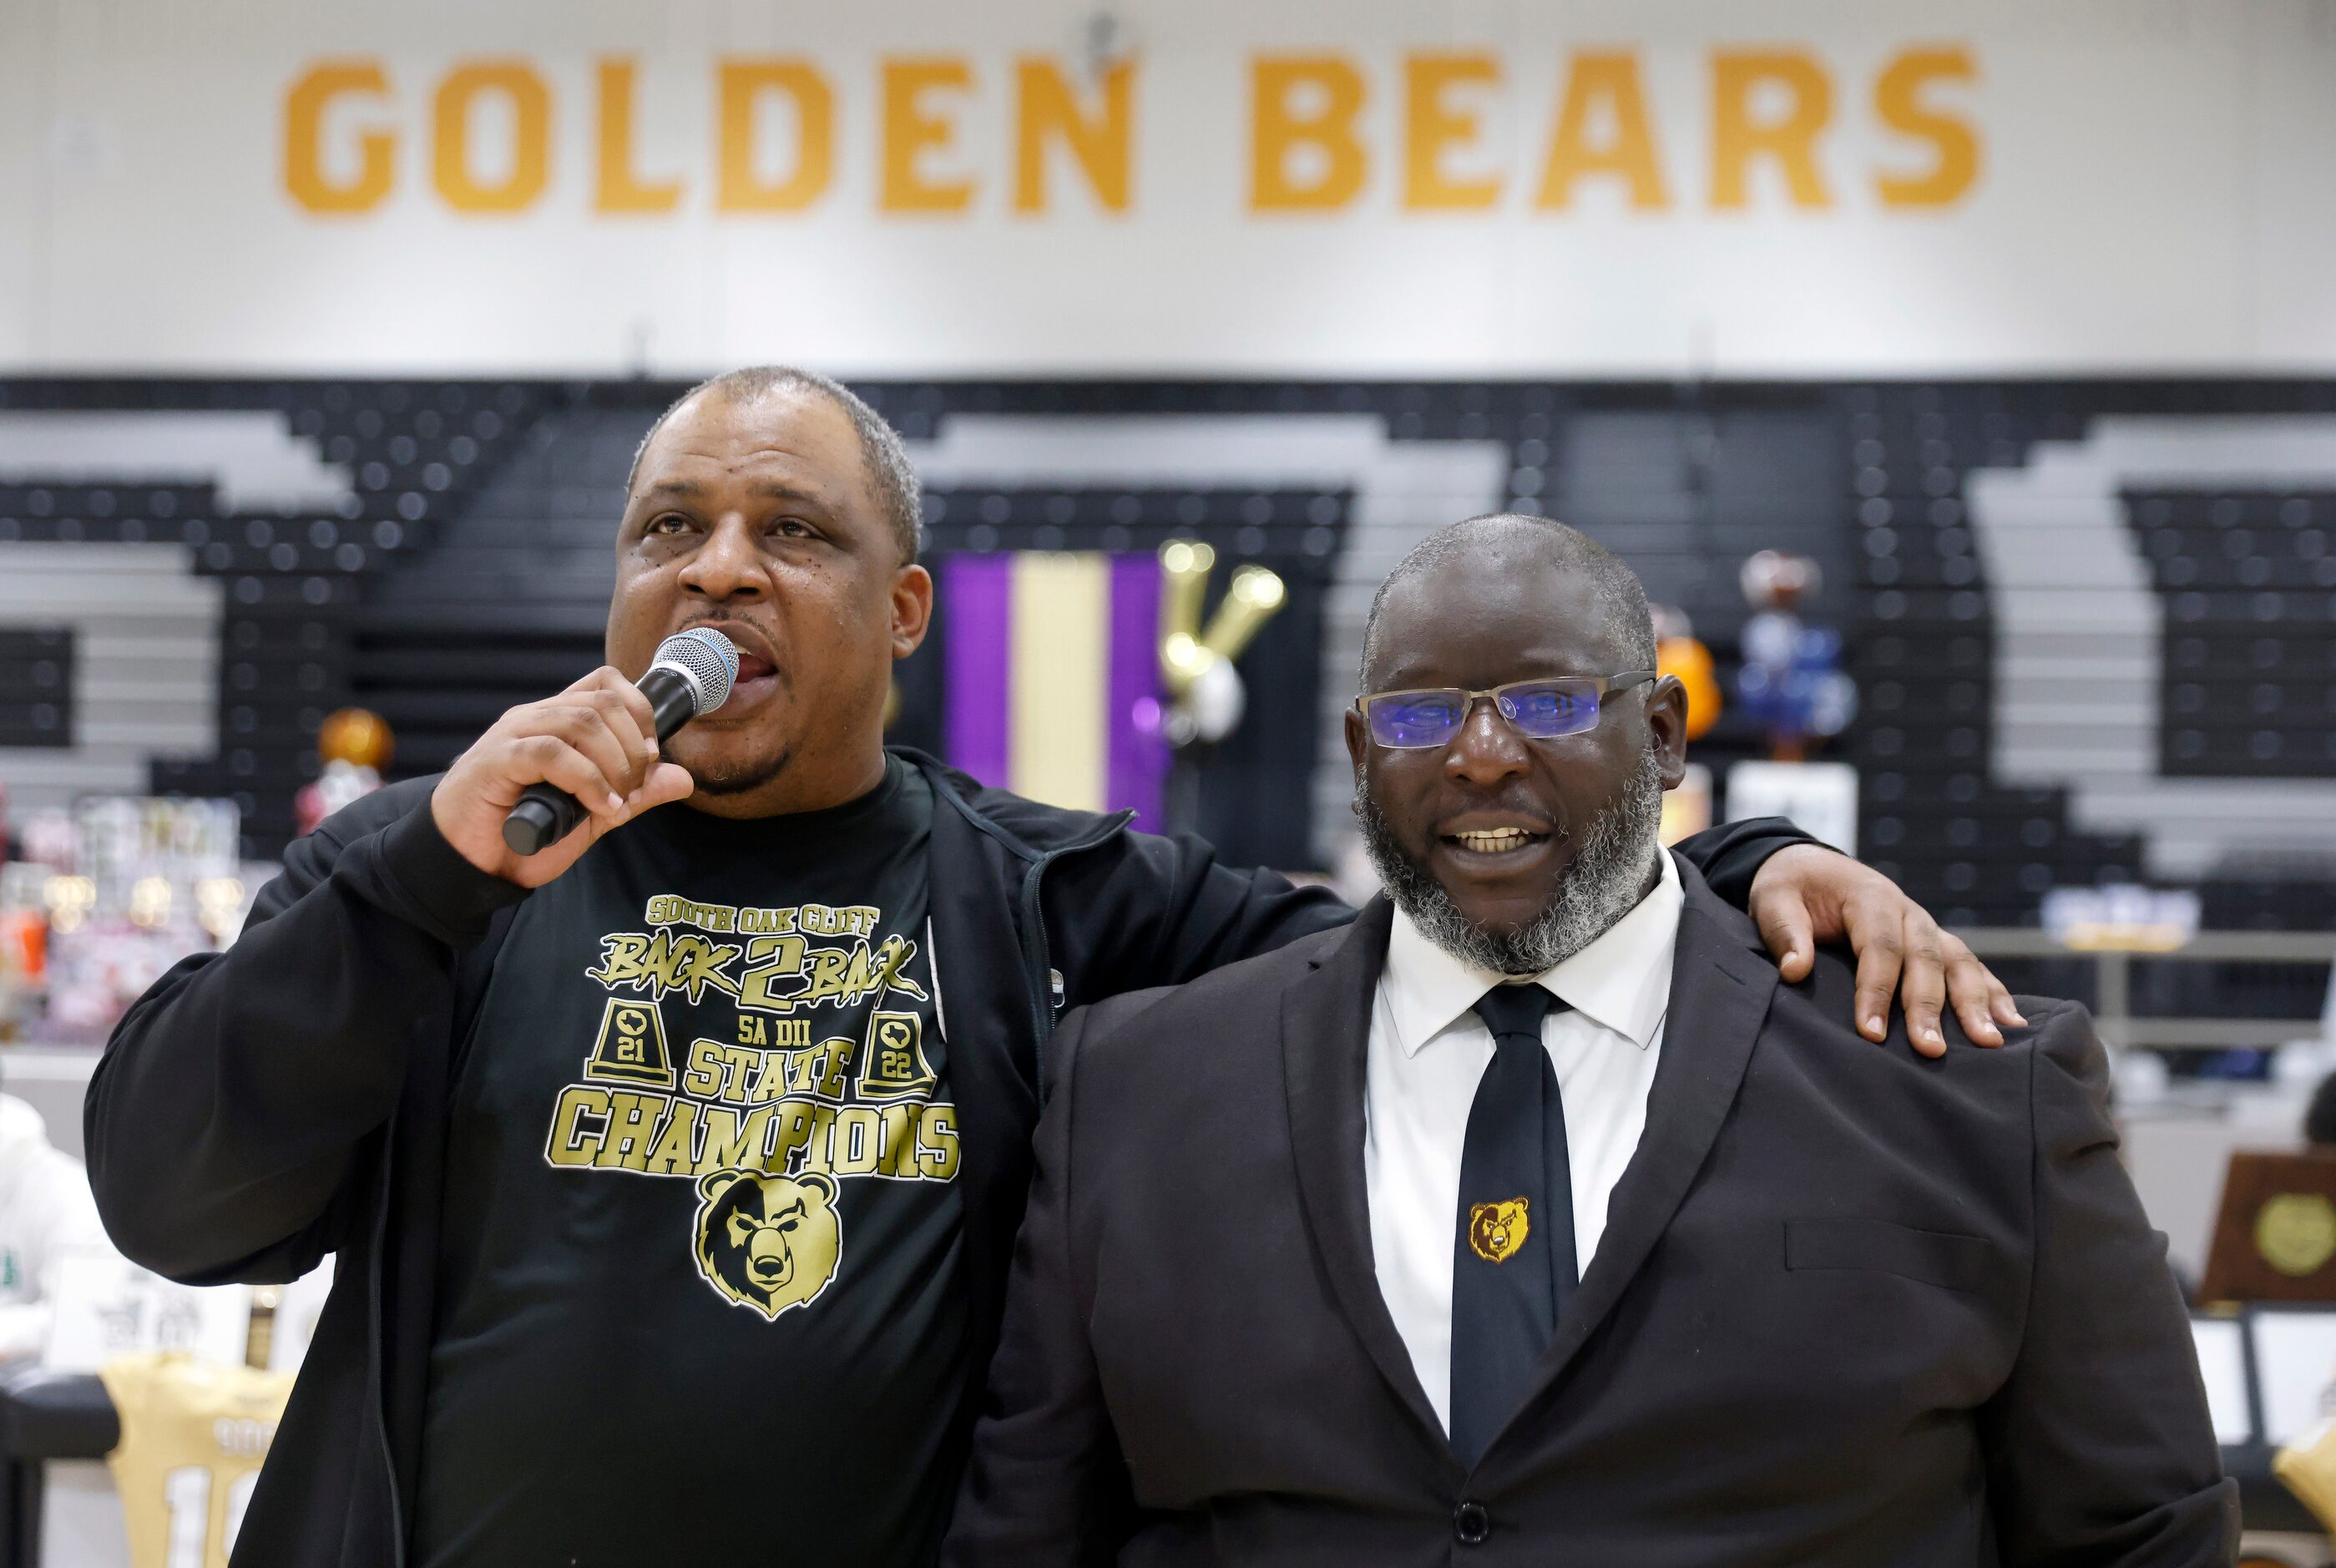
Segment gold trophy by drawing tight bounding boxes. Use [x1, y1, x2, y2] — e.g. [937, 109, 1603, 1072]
[1157, 540, 1286, 746]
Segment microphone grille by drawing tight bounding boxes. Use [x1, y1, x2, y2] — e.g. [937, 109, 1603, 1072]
[650, 628, 740, 714]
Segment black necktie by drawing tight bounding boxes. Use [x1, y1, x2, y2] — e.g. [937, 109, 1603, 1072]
[1449, 983, 1575, 1468]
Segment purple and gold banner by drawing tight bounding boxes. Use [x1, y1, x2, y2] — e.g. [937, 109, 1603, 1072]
[943, 553, 1166, 830]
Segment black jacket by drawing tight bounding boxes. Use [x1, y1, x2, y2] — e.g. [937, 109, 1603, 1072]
[86, 751, 1807, 1567]
[949, 863, 2237, 1567]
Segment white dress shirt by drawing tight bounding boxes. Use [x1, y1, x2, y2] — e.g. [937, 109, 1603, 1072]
[1363, 851, 1684, 1433]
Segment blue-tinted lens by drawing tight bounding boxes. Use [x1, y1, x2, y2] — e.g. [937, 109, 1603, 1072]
[1498, 680, 1600, 736]
[1368, 690, 1467, 747]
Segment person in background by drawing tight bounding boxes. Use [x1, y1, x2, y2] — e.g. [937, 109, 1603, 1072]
[2307, 1072, 2336, 1146]
[0, 1089, 118, 1359]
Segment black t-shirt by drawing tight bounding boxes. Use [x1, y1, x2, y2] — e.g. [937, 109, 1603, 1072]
[412, 759, 972, 1565]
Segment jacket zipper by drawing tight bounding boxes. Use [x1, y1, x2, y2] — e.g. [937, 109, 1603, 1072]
[1016, 817, 1135, 1105]
[369, 1112, 407, 1567]
[918, 755, 1133, 1105]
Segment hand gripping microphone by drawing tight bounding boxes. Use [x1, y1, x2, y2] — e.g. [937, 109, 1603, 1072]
[501, 627, 741, 856]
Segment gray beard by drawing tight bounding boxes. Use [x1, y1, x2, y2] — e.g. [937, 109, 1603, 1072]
[1358, 748, 1666, 976]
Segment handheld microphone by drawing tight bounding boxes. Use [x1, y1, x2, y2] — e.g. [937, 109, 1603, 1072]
[501, 627, 741, 856]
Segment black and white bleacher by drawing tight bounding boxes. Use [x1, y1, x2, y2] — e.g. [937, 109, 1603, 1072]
[0, 381, 539, 855]
[3, 375, 2336, 1006]
[1845, 385, 2141, 931]
[2141, 489, 2336, 782]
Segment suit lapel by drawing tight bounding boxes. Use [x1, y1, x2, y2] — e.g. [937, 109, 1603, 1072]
[1494, 857, 1777, 1446]
[1282, 896, 1453, 1451]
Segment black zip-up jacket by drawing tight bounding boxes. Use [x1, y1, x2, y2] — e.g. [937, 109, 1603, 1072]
[85, 749, 1811, 1567]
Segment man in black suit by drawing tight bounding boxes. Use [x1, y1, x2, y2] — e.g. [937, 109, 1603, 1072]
[948, 515, 2236, 1565]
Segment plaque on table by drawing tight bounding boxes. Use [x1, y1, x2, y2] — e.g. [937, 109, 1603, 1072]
[2200, 1150, 2336, 1306]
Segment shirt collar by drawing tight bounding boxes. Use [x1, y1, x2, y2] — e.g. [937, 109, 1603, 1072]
[1381, 848, 1683, 1057]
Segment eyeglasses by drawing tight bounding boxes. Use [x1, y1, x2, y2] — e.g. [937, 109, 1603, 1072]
[1355, 672, 1657, 749]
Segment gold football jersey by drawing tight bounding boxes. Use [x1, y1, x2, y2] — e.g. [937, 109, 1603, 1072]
[99, 1352, 295, 1568]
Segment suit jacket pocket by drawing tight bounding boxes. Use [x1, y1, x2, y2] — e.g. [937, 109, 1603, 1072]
[1783, 1218, 1994, 1294]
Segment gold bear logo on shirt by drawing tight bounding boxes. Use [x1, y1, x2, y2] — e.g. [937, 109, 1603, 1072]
[693, 1170, 844, 1319]
[1468, 1198, 1530, 1265]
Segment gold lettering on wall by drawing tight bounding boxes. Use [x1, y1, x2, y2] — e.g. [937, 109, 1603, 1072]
[284, 60, 396, 215]
[1873, 47, 1980, 208]
[1536, 52, 1668, 210]
[717, 59, 834, 214]
[596, 58, 680, 214]
[1250, 55, 1368, 211]
[882, 58, 976, 214]
[432, 60, 552, 214]
[1014, 57, 1135, 213]
[1710, 50, 1833, 210]
[1402, 53, 1500, 211]
[276, 46, 1984, 221]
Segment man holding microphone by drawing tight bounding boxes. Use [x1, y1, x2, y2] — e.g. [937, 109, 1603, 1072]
[85, 367, 2016, 1565]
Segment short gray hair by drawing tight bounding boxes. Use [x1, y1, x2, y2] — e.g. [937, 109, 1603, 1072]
[1359, 513, 1657, 688]
[627, 366, 923, 563]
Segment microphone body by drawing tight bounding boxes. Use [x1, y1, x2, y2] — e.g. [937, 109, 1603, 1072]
[502, 629, 739, 856]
